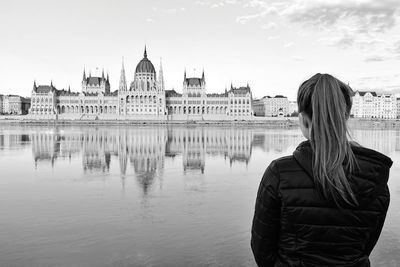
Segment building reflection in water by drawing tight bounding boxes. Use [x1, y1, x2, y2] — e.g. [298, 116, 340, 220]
[14, 125, 400, 193]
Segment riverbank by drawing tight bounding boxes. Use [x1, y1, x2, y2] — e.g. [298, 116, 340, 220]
[2, 116, 400, 129]
[0, 117, 298, 127]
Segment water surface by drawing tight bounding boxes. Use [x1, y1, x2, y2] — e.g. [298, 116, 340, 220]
[0, 125, 399, 267]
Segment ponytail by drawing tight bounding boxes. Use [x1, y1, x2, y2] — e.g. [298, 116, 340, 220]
[298, 73, 358, 207]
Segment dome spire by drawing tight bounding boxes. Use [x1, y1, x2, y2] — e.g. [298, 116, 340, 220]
[144, 45, 147, 58]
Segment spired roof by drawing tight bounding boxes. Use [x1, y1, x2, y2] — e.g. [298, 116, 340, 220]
[185, 78, 202, 86]
[35, 85, 56, 93]
[230, 85, 251, 94]
[135, 46, 156, 74]
[84, 76, 109, 86]
[165, 89, 182, 97]
[86, 77, 101, 86]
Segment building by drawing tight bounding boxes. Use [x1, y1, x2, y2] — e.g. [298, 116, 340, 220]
[351, 91, 396, 119]
[29, 47, 254, 121]
[289, 101, 298, 116]
[30, 82, 58, 117]
[253, 95, 290, 117]
[0, 95, 3, 114]
[21, 97, 31, 115]
[397, 98, 400, 119]
[118, 47, 166, 117]
[165, 76, 253, 120]
[1, 95, 25, 114]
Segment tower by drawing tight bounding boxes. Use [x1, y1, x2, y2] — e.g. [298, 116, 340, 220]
[158, 58, 165, 91]
[119, 57, 127, 92]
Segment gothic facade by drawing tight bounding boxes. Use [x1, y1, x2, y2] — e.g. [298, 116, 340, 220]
[29, 47, 254, 120]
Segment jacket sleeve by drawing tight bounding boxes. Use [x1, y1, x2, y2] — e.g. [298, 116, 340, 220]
[365, 184, 390, 255]
[251, 161, 281, 267]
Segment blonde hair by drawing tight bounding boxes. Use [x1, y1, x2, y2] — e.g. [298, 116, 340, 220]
[297, 73, 358, 207]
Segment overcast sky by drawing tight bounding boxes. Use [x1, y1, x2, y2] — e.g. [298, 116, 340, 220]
[1, 0, 399, 100]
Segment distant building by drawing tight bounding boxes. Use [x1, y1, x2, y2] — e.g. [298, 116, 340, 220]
[351, 91, 396, 119]
[289, 101, 298, 116]
[8, 95, 23, 114]
[0, 95, 3, 114]
[252, 97, 267, 116]
[29, 47, 254, 120]
[252, 95, 289, 117]
[21, 97, 31, 115]
[0, 95, 27, 115]
[30, 82, 58, 116]
[397, 98, 400, 119]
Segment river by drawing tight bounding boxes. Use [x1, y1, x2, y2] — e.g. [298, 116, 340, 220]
[0, 124, 398, 266]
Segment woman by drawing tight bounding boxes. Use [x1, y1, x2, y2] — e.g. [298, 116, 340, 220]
[251, 73, 392, 266]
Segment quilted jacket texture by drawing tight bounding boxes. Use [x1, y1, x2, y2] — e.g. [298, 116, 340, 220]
[251, 141, 392, 267]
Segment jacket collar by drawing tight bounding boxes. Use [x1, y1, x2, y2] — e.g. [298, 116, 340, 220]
[292, 140, 393, 179]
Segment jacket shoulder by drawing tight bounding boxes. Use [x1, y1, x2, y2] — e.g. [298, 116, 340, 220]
[270, 155, 314, 189]
[271, 155, 304, 173]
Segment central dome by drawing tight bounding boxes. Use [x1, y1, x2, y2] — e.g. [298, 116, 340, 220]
[135, 47, 156, 74]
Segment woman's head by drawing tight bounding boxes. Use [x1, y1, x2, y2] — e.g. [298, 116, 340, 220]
[297, 73, 358, 206]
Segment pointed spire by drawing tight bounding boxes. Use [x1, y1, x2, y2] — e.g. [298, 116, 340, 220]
[33, 80, 37, 91]
[231, 82, 233, 90]
[184, 68, 186, 80]
[83, 67, 86, 81]
[102, 68, 105, 79]
[51, 80, 53, 87]
[119, 56, 127, 92]
[159, 58, 165, 91]
[107, 71, 109, 82]
[202, 68, 205, 81]
[68, 85, 71, 92]
[144, 45, 147, 58]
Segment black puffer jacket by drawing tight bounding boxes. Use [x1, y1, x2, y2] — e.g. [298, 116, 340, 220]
[251, 141, 392, 267]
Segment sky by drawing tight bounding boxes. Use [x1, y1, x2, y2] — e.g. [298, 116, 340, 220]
[0, 0, 399, 100]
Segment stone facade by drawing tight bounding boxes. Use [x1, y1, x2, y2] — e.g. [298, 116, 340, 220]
[0, 95, 3, 114]
[29, 47, 255, 121]
[253, 95, 290, 117]
[118, 48, 166, 117]
[351, 91, 396, 119]
[165, 72, 253, 120]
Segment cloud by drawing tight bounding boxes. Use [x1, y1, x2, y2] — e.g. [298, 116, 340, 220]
[196, 0, 238, 8]
[198, 0, 400, 59]
[364, 55, 387, 62]
[292, 55, 304, 61]
[284, 42, 295, 48]
[317, 33, 355, 49]
[286, 0, 399, 33]
[146, 18, 155, 23]
[355, 73, 400, 91]
[262, 22, 277, 30]
[164, 7, 186, 14]
[267, 35, 280, 40]
[232, 0, 400, 56]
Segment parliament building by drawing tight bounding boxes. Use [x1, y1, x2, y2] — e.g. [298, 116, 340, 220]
[29, 47, 254, 120]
